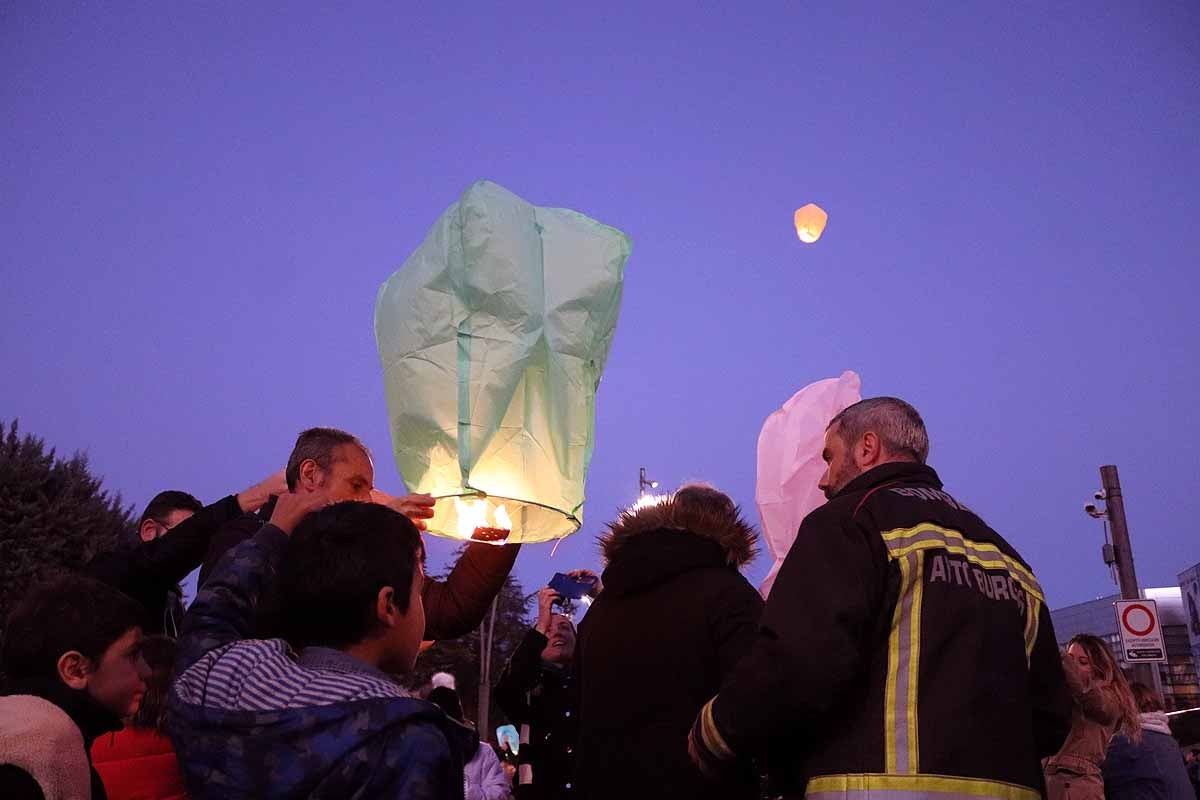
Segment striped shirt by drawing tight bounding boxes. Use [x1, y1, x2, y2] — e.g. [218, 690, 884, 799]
[175, 638, 408, 712]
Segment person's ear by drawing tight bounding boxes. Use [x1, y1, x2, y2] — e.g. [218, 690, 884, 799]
[376, 586, 398, 628]
[56, 651, 92, 691]
[139, 519, 160, 543]
[298, 459, 321, 492]
[857, 431, 881, 468]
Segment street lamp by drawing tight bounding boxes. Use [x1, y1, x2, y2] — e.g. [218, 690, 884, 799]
[639, 467, 659, 497]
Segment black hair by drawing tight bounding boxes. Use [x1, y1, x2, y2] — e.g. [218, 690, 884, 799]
[139, 490, 203, 527]
[285, 427, 368, 491]
[276, 501, 422, 649]
[2, 576, 144, 683]
[427, 686, 464, 722]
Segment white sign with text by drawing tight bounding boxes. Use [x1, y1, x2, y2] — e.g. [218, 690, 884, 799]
[1115, 599, 1167, 663]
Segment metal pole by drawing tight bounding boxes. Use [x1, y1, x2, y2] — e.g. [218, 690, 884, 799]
[1101, 466, 1139, 600]
[1100, 465, 1159, 691]
[477, 595, 499, 734]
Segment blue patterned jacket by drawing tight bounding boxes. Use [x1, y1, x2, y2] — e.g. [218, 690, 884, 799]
[168, 525, 468, 799]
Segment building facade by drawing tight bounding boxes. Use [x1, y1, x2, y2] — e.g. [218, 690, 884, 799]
[1179, 562, 1200, 696]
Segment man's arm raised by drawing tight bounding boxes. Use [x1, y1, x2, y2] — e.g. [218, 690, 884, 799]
[175, 491, 324, 673]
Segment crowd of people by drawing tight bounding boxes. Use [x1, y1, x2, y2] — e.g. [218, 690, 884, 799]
[1, 401, 1197, 799]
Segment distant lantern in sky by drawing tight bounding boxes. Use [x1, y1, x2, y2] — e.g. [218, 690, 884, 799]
[793, 203, 828, 244]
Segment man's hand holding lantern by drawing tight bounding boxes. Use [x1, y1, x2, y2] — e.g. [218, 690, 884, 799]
[370, 489, 436, 531]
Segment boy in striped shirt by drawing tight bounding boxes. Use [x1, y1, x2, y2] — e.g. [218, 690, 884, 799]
[169, 494, 472, 799]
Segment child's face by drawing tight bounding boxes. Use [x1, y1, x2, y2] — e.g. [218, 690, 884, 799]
[387, 562, 426, 674]
[87, 628, 151, 717]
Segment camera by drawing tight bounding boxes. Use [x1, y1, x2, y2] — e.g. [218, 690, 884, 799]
[1085, 503, 1098, 515]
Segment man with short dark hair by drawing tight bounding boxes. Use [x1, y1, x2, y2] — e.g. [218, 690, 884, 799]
[0, 576, 151, 799]
[200, 428, 377, 586]
[689, 397, 1073, 800]
[88, 471, 286, 636]
[137, 491, 204, 543]
[201, 426, 521, 642]
[282, 426, 371, 494]
[169, 494, 472, 799]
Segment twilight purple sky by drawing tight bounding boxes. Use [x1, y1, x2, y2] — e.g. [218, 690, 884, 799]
[3, 3, 1198, 612]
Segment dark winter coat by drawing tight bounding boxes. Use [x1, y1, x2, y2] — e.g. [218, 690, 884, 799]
[87, 494, 244, 636]
[199, 501, 520, 640]
[691, 462, 1074, 799]
[573, 497, 764, 800]
[1103, 712, 1195, 800]
[494, 628, 577, 800]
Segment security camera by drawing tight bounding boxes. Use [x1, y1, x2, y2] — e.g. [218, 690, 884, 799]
[1085, 503, 1098, 515]
[1094, 491, 1106, 501]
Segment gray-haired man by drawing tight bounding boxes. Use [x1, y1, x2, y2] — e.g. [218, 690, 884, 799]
[690, 397, 1072, 800]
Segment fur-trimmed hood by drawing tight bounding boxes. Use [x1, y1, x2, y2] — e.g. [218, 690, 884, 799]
[599, 495, 758, 568]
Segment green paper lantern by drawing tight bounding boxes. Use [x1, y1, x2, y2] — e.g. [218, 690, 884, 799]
[375, 181, 631, 544]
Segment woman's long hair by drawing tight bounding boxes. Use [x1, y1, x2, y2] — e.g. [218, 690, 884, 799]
[130, 635, 176, 732]
[1068, 634, 1141, 742]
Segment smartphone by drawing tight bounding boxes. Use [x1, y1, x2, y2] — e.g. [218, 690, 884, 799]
[548, 572, 597, 601]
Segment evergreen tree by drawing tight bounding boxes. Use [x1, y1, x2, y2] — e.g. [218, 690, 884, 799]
[0, 420, 135, 637]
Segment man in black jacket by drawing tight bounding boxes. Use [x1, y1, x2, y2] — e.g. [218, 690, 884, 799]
[86, 470, 286, 637]
[689, 397, 1072, 800]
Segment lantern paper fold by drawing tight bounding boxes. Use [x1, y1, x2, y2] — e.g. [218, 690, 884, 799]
[375, 181, 632, 543]
[756, 370, 861, 597]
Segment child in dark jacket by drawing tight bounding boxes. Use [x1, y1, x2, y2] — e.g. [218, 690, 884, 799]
[168, 495, 472, 800]
[0, 576, 151, 800]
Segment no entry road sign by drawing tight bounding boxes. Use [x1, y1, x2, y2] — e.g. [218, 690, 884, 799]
[1114, 599, 1166, 663]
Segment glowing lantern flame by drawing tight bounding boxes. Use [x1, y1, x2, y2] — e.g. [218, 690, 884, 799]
[495, 504, 512, 530]
[794, 203, 828, 244]
[452, 496, 512, 542]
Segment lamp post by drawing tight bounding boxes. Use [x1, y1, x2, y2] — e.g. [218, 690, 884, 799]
[638, 467, 659, 497]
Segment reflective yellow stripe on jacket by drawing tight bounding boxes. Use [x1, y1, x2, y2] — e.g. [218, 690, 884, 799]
[884, 549, 924, 773]
[878, 524, 1046, 776]
[806, 773, 1041, 800]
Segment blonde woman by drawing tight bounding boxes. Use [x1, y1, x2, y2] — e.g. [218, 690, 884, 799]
[1044, 633, 1142, 799]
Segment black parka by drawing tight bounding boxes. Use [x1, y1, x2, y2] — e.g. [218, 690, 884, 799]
[574, 497, 764, 800]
